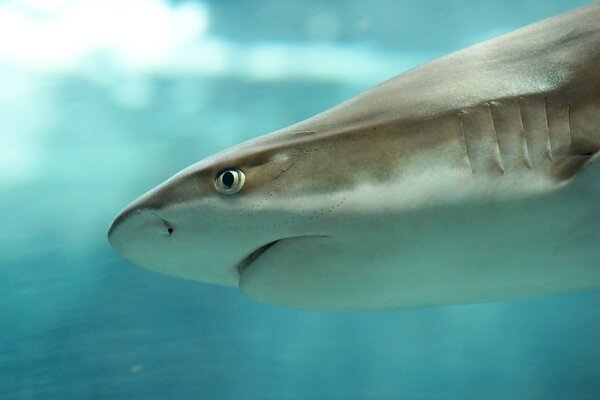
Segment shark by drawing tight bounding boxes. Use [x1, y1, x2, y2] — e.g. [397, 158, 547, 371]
[108, 4, 600, 311]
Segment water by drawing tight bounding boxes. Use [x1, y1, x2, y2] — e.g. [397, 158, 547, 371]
[1, 0, 599, 398]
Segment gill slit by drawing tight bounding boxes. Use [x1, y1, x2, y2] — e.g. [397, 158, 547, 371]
[543, 96, 553, 161]
[487, 102, 505, 173]
[567, 103, 573, 153]
[517, 97, 532, 169]
[459, 112, 474, 173]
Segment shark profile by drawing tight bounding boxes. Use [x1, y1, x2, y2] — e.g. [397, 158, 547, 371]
[109, 4, 600, 311]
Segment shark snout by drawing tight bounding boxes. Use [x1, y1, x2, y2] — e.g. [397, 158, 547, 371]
[108, 200, 175, 265]
[109, 206, 172, 239]
[107, 194, 244, 286]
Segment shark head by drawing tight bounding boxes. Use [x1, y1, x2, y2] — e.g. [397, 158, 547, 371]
[108, 128, 358, 288]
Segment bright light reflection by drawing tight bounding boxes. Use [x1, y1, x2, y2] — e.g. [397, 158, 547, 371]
[0, 0, 210, 71]
[0, 0, 433, 85]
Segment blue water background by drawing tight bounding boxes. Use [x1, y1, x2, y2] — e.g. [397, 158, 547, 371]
[1, 1, 599, 399]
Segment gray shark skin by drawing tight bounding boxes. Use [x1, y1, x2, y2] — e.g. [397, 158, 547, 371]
[109, 4, 600, 311]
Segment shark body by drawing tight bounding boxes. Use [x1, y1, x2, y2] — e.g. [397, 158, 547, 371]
[109, 4, 600, 311]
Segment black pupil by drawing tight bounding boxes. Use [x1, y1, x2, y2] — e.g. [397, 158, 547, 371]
[222, 171, 235, 188]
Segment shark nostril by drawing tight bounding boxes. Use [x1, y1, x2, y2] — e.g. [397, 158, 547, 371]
[148, 211, 173, 236]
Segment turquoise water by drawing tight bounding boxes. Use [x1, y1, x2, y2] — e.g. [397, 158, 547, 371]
[1, 0, 599, 398]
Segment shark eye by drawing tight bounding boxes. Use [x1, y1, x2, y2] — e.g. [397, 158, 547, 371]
[214, 168, 245, 194]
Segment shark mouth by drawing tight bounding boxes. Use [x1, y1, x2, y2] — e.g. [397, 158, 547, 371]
[236, 239, 281, 275]
[236, 235, 329, 275]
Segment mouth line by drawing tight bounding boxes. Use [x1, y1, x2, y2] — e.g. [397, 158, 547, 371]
[236, 239, 281, 275]
[236, 235, 329, 275]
